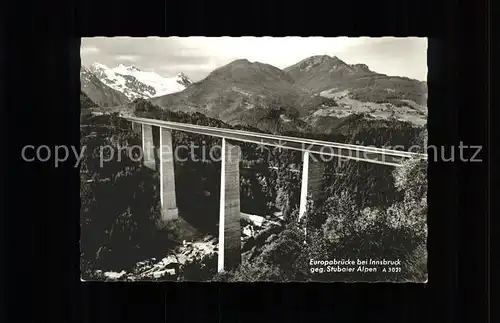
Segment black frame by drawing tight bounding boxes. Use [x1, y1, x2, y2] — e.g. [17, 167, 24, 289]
[1, 0, 491, 321]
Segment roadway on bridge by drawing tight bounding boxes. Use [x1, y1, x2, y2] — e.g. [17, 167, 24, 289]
[124, 116, 427, 167]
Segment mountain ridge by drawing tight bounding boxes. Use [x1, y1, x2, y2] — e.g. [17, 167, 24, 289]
[283, 55, 426, 103]
[147, 56, 427, 130]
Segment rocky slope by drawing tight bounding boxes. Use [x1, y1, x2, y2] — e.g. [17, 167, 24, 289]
[80, 66, 130, 107]
[80, 90, 98, 109]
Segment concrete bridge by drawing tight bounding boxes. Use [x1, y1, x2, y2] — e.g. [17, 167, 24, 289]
[123, 116, 427, 272]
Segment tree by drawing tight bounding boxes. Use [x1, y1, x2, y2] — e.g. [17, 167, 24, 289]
[385, 157, 427, 242]
[321, 190, 360, 245]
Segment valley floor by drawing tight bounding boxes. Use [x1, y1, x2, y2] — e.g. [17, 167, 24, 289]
[87, 212, 282, 281]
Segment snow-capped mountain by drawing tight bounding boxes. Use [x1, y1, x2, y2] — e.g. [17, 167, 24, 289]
[80, 66, 130, 107]
[88, 63, 193, 100]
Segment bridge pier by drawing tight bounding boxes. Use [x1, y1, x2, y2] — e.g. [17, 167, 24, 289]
[299, 151, 325, 220]
[142, 124, 155, 170]
[218, 138, 242, 272]
[159, 128, 179, 221]
[138, 122, 181, 224]
[131, 122, 141, 134]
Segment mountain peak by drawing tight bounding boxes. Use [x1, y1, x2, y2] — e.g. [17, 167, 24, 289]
[226, 58, 273, 68]
[282, 55, 352, 76]
[114, 64, 142, 74]
[232, 58, 250, 64]
[300, 55, 346, 66]
[313, 54, 334, 60]
[283, 55, 378, 93]
[175, 72, 193, 86]
[351, 63, 371, 72]
[118, 64, 141, 72]
[207, 58, 295, 85]
[90, 62, 109, 70]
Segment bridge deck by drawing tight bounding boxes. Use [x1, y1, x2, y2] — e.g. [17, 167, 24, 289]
[124, 116, 427, 167]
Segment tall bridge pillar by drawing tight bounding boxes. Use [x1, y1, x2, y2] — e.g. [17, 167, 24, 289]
[159, 128, 179, 221]
[142, 124, 155, 170]
[218, 138, 242, 272]
[299, 151, 325, 220]
[131, 121, 141, 134]
[137, 122, 179, 223]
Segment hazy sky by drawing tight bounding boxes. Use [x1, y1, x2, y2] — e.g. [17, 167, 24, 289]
[81, 37, 427, 82]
